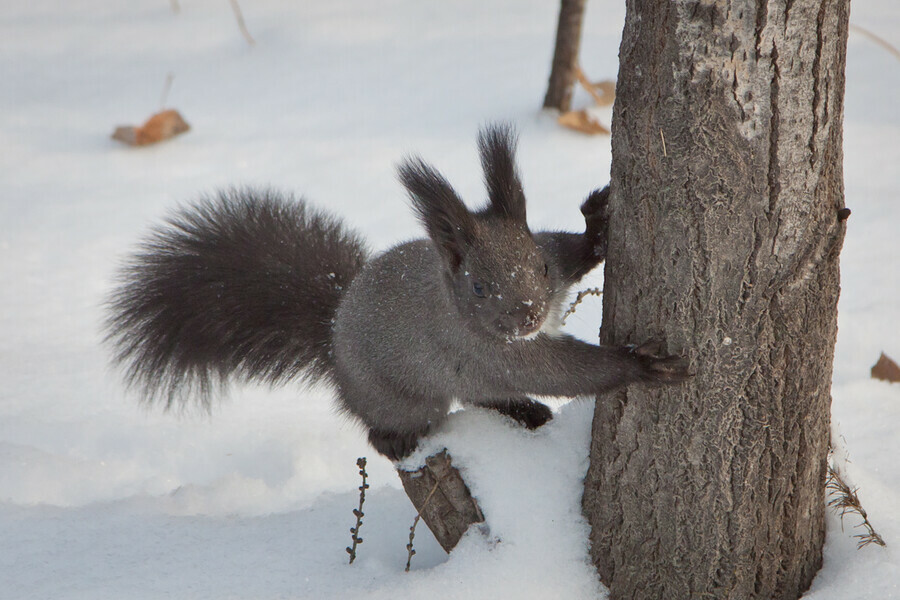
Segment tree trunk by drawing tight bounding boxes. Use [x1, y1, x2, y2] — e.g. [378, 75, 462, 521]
[582, 0, 850, 598]
[543, 0, 588, 112]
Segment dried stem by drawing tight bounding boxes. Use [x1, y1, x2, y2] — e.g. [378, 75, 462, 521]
[826, 461, 886, 549]
[346, 457, 369, 564]
[405, 478, 442, 572]
[397, 449, 484, 553]
[229, 0, 256, 45]
[849, 23, 900, 63]
[561, 287, 602, 325]
[159, 72, 174, 110]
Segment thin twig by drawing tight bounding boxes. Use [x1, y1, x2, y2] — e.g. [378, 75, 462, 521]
[826, 461, 886, 549]
[347, 457, 369, 564]
[660, 128, 668, 157]
[849, 23, 900, 63]
[405, 477, 443, 572]
[229, 0, 256, 45]
[159, 72, 174, 109]
[561, 287, 603, 325]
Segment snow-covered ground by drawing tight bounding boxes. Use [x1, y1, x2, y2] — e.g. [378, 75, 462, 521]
[1, 1, 898, 598]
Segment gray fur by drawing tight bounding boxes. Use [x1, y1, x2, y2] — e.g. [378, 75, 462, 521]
[104, 188, 368, 408]
[105, 124, 688, 460]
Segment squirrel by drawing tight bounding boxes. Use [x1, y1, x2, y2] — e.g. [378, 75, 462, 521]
[105, 124, 689, 461]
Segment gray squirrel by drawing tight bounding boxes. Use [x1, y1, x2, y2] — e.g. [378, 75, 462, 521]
[106, 124, 689, 460]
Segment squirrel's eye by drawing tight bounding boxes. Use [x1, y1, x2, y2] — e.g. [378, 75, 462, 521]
[472, 281, 486, 298]
[543, 263, 549, 277]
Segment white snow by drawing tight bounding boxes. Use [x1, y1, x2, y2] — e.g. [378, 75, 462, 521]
[1, 1, 899, 598]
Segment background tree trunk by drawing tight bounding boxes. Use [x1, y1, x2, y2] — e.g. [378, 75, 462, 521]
[543, 0, 588, 112]
[582, 0, 850, 598]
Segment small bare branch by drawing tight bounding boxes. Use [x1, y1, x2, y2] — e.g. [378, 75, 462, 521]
[405, 478, 441, 572]
[561, 287, 602, 325]
[346, 457, 369, 564]
[229, 0, 256, 45]
[849, 23, 900, 63]
[826, 461, 886, 550]
[159, 72, 175, 109]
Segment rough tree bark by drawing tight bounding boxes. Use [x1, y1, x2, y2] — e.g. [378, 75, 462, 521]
[397, 450, 485, 553]
[582, 0, 850, 598]
[543, 0, 588, 112]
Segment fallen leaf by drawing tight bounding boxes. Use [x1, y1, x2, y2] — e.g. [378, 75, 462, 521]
[575, 67, 615, 107]
[591, 80, 616, 107]
[112, 109, 190, 146]
[871, 352, 900, 383]
[558, 109, 610, 135]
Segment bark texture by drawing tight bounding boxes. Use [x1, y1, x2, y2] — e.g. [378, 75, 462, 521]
[543, 0, 588, 112]
[582, 0, 850, 598]
[398, 450, 485, 553]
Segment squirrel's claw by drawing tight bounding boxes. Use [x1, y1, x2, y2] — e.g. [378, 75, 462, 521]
[632, 340, 693, 384]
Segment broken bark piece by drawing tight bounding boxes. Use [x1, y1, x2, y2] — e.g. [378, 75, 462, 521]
[397, 449, 485, 553]
[871, 352, 900, 383]
[112, 109, 190, 146]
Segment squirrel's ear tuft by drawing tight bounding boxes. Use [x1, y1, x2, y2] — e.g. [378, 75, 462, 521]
[398, 157, 474, 272]
[478, 123, 527, 224]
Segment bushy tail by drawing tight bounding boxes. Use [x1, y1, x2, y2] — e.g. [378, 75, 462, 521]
[105, 188, 368, 408]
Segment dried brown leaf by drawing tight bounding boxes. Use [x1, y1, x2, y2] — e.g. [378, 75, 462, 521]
[871, 352, 900, 383]
[112, 109, 190, 146]
[592, 80, 616, 106]
[558, 109, 610, 135]
[574, 67, 615, 107]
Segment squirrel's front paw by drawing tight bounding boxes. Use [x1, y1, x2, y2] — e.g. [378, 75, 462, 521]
[580, 185, 610, 257]
[631, 340, 692, 384]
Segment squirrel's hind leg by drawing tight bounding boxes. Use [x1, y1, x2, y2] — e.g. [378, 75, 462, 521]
[365, 398, 553, 460]
[336, 379, 450, 461]
[367, 425, 432, 461]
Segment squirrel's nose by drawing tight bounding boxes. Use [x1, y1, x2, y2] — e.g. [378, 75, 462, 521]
[520, 310, 540, 333]
[499, 305, 543, 337]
